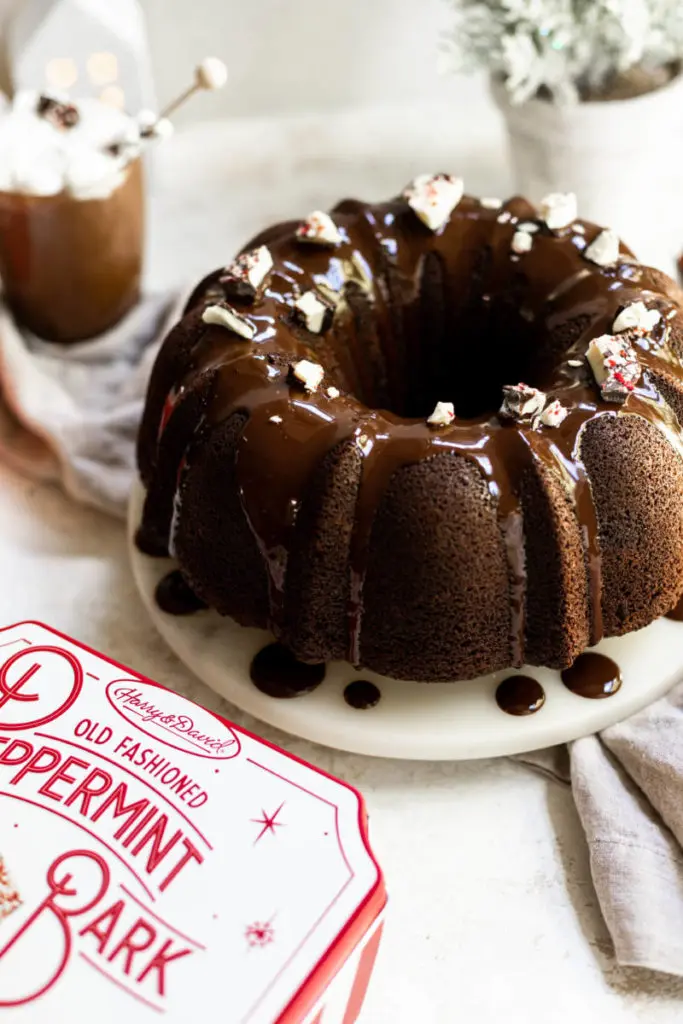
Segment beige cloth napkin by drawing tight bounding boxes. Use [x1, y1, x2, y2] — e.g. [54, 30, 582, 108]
[518, 678, 683, 977]
[0, 292, 181, 517]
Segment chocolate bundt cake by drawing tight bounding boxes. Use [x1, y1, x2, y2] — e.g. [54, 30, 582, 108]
[137, 177, 683, 682]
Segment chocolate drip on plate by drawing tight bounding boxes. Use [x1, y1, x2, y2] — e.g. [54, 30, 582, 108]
[343, 680, 381, 709]
[561, 652, 622, 698]
[155, 570, 207, 615]
[250, 642, 325, 698]
[495, 675, 546, 716]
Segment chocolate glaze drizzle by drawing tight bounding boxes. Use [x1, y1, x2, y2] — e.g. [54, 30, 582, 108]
[495, 675, 546, 716]
[344, 680, 381, 709]
[139, 189, 683, 673]
[250, 642, 325, 698]
[155, 570, 207, 615]
[561, 652, 622, 698]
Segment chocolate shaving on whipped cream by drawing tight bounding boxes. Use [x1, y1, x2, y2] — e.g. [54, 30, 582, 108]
[36, 94, 79, 129]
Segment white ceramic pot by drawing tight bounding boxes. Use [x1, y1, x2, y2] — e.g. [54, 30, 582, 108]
[491, 74, 683, 266]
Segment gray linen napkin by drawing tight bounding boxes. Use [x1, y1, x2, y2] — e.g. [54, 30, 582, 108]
[518, 680, 683, 977]
[0, 292, 181, 517]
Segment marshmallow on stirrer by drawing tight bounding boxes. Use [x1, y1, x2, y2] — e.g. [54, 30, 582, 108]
[138, 57, 228, 139]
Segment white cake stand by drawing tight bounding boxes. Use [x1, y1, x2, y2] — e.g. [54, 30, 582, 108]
[128, 479, 683, 760]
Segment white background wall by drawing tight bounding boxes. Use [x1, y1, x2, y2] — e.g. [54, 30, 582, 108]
[142, 0, 464, 121]
[0, 0, 481, 121]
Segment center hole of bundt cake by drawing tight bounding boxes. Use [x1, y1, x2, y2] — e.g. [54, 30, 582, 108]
[362, 255, 542, 420]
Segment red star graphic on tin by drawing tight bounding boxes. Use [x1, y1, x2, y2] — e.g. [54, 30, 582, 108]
[251, 801, 285, 844]
[245, 919, 275, 948]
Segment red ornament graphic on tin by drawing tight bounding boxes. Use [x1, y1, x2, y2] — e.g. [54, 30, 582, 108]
[0, 647, 83, 731]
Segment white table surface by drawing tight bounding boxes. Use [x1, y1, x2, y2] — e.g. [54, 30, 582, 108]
[3, 99, 683, 1022]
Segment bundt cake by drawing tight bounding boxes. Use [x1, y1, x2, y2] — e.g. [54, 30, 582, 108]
[136, 177, 683, 682]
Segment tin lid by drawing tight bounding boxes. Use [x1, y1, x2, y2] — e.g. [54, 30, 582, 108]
[0, 621, 385, 1022]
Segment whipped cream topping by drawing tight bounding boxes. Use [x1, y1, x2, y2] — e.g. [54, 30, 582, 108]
[0, 90, 155, 200]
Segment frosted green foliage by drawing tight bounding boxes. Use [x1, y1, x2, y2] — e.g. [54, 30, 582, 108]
[440, 0, 683, 103]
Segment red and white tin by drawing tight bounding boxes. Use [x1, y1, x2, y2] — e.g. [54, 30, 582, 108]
[0, 621, 386, 1023]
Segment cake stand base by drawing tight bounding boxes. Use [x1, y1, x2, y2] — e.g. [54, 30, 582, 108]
[128, 480, 683, 760]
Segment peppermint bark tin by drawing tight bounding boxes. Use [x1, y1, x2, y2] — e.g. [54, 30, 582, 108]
[0, 622, 385, 1022]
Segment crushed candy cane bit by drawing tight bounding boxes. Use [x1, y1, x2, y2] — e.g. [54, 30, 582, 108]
[540, 192, 577, 231]
[294, 290, 333, 334]
[326, 386, 340, 399]
[480, 196, 502, 209]
[511, 230, 534, 255]
[540, 399, 568, 427]
[568, 359, 583, 367]
[499, 383, 547, 423]
[292, 359, 324, 393]
[296, 211, 342, 246]
[202, 302, 255, 339]
[269, 415, 283, 424]
[0, 855, 21, 921]
[586, 334, 641, 402]
[584, 228, 620, 267]
[613, 301, 661, 335]
[497, 211, 512, 224]
[427, 401, 455, 427]
[220, 245, 273, 299]
[517, 221, 540, 234]
[402, 173, 464, 232]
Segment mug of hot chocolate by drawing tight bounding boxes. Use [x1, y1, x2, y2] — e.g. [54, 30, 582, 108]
[0, 59, 227, 344]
